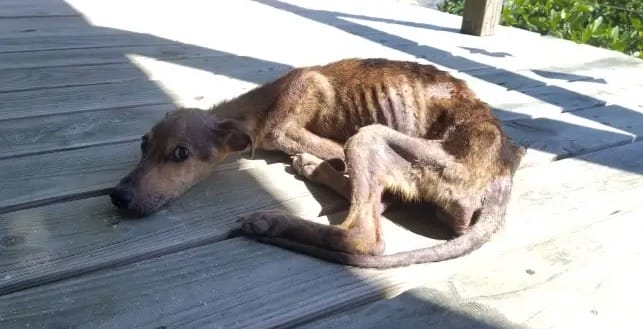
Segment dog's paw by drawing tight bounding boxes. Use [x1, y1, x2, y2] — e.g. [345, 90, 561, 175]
[291, 153, 324, 178]
[239, 211, 288, 237]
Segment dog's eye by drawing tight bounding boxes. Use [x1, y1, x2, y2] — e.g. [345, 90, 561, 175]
[172, 146, 190, 162]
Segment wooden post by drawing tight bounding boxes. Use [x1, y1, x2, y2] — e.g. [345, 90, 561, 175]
[460, 0, 504, 36]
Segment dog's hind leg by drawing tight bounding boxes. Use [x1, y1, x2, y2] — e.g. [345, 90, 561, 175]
[240, 124, 473, 256]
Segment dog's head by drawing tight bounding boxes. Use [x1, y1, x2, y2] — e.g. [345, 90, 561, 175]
[110, 107, 254, 216]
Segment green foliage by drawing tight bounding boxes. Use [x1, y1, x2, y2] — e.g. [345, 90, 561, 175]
[438, 0, 465, 15]
[438, 0, 643, 58]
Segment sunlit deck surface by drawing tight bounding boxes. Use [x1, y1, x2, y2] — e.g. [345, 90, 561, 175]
[1, 0, 642, 328]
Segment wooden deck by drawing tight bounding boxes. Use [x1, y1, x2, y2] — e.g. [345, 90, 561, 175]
[1, 0, 642, 328]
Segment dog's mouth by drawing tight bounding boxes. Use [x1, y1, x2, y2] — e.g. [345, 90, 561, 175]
[113, 206, 147, 218]
[110, 191, 170, 218]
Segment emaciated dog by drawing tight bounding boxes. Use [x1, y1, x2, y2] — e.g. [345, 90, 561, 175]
[110, 58, 525, 268]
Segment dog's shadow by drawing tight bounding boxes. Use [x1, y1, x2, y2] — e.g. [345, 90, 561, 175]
[283, 164, 455, 242]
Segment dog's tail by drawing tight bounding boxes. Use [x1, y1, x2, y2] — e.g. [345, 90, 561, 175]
[255, 184, 512, 269]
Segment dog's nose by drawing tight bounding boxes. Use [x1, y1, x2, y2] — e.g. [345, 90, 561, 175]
[110, 187, 132, 209]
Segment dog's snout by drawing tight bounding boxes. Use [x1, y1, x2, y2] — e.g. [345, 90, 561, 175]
[110, 187, 133, 209]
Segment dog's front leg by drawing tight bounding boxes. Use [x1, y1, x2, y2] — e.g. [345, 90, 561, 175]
[269, 126, 345, 161]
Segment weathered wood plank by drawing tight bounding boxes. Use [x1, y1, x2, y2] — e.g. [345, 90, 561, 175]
[466, 64, 641, 105]
[0, 55, 290, 93]
[504, 105, 643, 167]
[0, 24, 412, 54]
[297, 286, 517, 329]
[550, 78, 643, 112]
[460, 0, 504, 36]
[535, 58, 643, 87]
[463, 67, 547, 91]
[0, 81, 170, 121]
[460, 66, 623, 122]
[0, 238, 391, 329]
[495, 141, 643, 250]
[0, 0, 79, 18]
[509, 221, 642, 329]
[0, 16, 112, 38]
[0, 104, 167, 159]
[0, 44, 230, 70]
[0, 32, 177, 53]
[0, 160, 346, 295]
[0, 141, 140, 212]
[483, 83, 606, 121]
[436, 205, 643, 328]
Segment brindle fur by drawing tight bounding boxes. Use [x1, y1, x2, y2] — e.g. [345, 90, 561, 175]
[110, 58, 525, 268]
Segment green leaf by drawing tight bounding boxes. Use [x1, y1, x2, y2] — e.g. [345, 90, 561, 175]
[631, 17, 642, 31]
[592, 16, 603, 33]
[610, 26, 620, 41]
[581, 26, 592, 43]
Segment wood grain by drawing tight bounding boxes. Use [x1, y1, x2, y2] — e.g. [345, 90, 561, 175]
[0, 104, 168, 159]
[0, 43, 230, 70]
[504, 104, 643, 167]
[460, 0, 504, 36]
[0, 32, 177, 53]
[0, 141, 141, 212]
[0, 16, 112, 38]
[0, 80, 170, 121]
[486, 84, 606, 121]
[0, 55, 290, 93]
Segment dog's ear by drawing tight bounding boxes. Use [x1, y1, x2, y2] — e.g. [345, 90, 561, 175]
[213, 119, 256, 158]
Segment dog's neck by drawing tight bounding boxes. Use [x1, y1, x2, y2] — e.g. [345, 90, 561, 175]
[207, 78, 283, 139]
